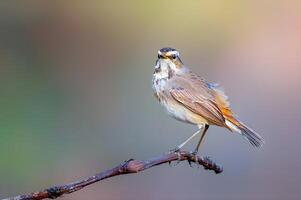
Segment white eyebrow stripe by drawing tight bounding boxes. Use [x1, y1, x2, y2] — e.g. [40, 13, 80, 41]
[166, 51, 179, 56]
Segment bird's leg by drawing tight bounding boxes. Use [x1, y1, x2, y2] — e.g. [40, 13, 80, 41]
[170, 129, 201, 153]
[169, 129, 201, 165]
[192, 124, 209, 163]
[168, 129, 201, 167]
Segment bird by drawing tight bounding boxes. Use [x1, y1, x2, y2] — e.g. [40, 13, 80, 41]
[152, 47, 264, 155]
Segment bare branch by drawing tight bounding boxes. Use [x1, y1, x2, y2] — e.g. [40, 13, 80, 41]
[4, 151, 223, 200]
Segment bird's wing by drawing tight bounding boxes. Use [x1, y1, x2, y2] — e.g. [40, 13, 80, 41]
[170, 85, 227, 127]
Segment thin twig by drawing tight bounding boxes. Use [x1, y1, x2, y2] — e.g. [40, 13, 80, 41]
[4, 151, 223, 200]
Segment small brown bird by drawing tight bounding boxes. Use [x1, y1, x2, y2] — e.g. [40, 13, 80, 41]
[152, 47, 264, 155]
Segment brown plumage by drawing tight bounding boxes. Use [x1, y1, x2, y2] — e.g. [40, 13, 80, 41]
[153, 47, 264, 152]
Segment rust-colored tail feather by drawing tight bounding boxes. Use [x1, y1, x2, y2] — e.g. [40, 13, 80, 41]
[213, 86, 264, 147]
[226, 117, 264, 147]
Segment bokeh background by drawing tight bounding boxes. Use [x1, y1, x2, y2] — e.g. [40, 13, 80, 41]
[1, 0, 301, 199]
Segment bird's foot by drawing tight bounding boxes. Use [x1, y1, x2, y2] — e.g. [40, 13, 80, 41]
[169, 147, 181, 153]
[189, 151, 200, 167]
[170, 147, 182, 161]
[168, 147, 182, 167]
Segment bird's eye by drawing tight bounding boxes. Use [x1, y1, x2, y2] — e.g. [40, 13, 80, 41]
[158, 54, 163, 59]
[172, 55, 177, 59]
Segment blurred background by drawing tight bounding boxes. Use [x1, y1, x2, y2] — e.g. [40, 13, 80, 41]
[0, 0, 301, 199]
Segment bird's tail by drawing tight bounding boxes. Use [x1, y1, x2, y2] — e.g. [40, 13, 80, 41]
[212, 88, 264, 147]
[225, 117, 264, 147]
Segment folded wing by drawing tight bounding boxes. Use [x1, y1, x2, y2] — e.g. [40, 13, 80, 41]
[170, 87, 228, 128]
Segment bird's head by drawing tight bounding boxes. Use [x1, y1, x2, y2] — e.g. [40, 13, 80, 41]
[154, 47, 184, 78]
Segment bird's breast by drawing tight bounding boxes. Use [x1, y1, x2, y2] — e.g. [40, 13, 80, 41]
[152, 75, 208, 125]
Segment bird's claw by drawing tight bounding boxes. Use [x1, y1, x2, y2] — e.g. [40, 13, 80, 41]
[169, 147, 180, 153]
[168, 149, 182, 167]
[189, 151, 200, 167]
[187, 159, 192, 167]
